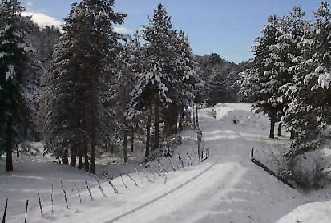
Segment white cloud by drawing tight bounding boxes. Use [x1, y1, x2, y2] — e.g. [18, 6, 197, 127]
[22, 11, 130, 35]
[114, 26, 131, 35]
[22, 11, 63, 28]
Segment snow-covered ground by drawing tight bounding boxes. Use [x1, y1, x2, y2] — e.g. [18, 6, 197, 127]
[1, 103, 331, 223]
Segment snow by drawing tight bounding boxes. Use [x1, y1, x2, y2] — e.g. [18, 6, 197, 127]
[318, 71, 331, 89]
[210, 103, 252, 120]
[0, 52, 6, 58]
[277, 201, 331, 223]
[5, 65, 15, 80]
[1, 103, 331, 223]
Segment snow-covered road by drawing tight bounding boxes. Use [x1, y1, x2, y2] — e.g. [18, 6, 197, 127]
[104, 104, 302, 223]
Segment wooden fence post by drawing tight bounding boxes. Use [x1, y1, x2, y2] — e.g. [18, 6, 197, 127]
[178, 154, 184, 168]
[51, 184, 54, 215]
[96, 178, 107, 197]
[85, 180, 93, 201]
[38, 193, 43, 215]
[24, 200, 29, 223]
[187, 153, 192, 166]
[75, 184, 82, 204]
[120, 174, 128, 189]
[1, 198, 8, 223]
[125, 173, 138, 187]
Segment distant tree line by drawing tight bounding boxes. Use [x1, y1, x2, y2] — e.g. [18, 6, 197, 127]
[195, 53, 242, 106]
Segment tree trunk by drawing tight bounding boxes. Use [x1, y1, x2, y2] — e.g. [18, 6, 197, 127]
[78, 144, 83, 169]
[123, 128, 128, 163]
[90, 142, 96, 174]
[178, 106, 184, 132]
[173, 104, 178, 135]
[131, 127, 134, 153]
[110, 144, 114, 154]
[195, 104, 199, 129]
[192, 104, 196, 129]
[62, 148, 69, 165]
[164, 119, 169, 138]
[5, 119, 13, 172]
[269, 116, 276, 139]
[154, 94, 160, 150]
[290, 130, 295, 140]
[70, 145, 77, 167]
[145, 107, 152, 159]
[84, 143, 89, 172]
[16, 144, 19, 158]
[87, 67, 98, 175]
[277, 122, 282, 137]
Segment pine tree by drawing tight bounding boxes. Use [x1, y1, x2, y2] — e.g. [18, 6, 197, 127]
[240, 15, 283, 138]
[131, 4, 177, 152]
[0, 0, 28, 172]
[14, 18, 61, 143]
[145, 4, 174, 150]
[44, 32, 77, 165]
[314, 1, 330, 93]
[45, 0, 125, 173]
[168, 30, 197, 134]
[282, 2, 330, 158]
[240, 8, 309, 139]
[109, 34, 142, 163]
[268, 7, 308, 139]
[129, 4, 197, 158]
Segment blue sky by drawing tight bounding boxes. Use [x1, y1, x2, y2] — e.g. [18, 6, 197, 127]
[24, 0, 324, 63]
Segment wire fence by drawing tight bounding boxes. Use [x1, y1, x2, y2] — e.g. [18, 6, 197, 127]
[1, 146, 209, 223]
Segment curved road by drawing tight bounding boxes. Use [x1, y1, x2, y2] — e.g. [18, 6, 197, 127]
[104, 107, 303, 223]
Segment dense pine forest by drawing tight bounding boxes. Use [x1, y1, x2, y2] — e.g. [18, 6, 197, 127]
[0, 0, 243, 173]
[0, 1, 330, 222]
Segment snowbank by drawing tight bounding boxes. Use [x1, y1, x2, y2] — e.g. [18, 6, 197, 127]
[277, 201, 331, 223]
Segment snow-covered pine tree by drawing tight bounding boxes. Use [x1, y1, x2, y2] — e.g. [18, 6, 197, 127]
[0, 0, 29, 171]
[129, 5, 197, 158]
[44, 32, 77, 166]
[18, 18, 58, 142]
[45, 0, 126, 173]
[124, 34, 146, 154]
[98, 32, 146, 162]
[268, 7, 308, 138]
[282, 2, 330, 158]
[127, 35, 155, 159]
[240, 15, 283, 138]
[313, 1, 330, 100]
[132, 4, 177, 152]
[241, 8, 308, 139]
[168, 30, 197, 134]
[238, 62, 259, 103]
[281, 32, 322, 158]
[106, 34, 142, 163]
[146, 3, 176, 151]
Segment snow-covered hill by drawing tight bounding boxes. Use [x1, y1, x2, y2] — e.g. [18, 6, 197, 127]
[1, 103, 330, 223]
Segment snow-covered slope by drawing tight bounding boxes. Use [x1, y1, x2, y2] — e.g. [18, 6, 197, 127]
[1, 103, 330, 223]
[277, 201, 331, 223]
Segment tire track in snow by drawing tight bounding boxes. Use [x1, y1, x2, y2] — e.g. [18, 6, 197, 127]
[104, 163, 216, 223]
[185, 164, 247, 223]
[154, 163, 246, 223]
